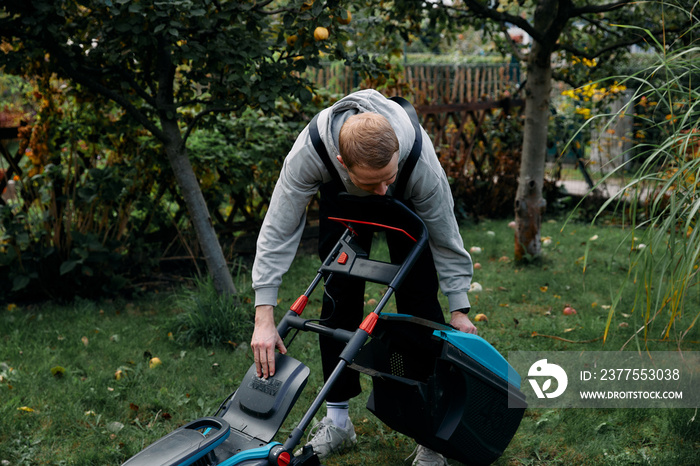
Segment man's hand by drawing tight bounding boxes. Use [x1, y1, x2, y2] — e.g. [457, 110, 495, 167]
[251, 305, 287, 378]
[450, 310, 477, 334]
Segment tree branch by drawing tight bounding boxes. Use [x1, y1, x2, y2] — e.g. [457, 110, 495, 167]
[45, 44, 166, 141]
[116, 66, 158, 108]
[557, 25, 688, 59]
[499, 22, 527, 62]
[181, 104, 241, 148]
[571, 0, 633, 16]
[446, 1, 544, 43]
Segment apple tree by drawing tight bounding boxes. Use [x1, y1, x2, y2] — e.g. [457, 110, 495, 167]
[0, 0, 378, 295]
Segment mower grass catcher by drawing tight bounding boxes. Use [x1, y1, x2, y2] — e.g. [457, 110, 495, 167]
[122, 195, 526, 466]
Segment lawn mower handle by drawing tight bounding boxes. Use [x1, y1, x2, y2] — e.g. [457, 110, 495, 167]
[276, 195, 430, 341]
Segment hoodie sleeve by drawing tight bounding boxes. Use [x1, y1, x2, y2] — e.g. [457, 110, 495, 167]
[404, 127, 474, 312]
[251, 125, 330, 308]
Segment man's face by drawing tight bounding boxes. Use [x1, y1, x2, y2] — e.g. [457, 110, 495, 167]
[339, 152, 399, 196]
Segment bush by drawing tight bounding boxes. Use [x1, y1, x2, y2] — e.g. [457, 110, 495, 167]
[0, 75, 168, 301]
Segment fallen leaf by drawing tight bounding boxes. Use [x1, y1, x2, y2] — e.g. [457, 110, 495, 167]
[81, 336, 89, 347]
[540, 286, 548, 292]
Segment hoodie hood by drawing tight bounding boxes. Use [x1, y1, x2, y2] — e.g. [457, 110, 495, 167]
[317, 89, 416, 169]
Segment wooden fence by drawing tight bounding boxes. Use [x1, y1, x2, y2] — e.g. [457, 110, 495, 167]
[307, 62, 522, 104]
[308, 62, 525, 180]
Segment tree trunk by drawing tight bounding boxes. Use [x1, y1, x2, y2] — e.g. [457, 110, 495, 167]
[161, 119, 237, 295]
[514, 0, 564, 261]
[515, 52, 549, 260]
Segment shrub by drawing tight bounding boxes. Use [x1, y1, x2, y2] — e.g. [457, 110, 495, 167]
[0, 75, 166, 301]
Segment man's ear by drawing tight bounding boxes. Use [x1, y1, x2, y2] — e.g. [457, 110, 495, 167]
[336, 155, 347, 168]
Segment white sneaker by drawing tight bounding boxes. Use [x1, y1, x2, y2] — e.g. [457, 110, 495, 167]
[295, 416, 357, 460]
[407, 444, 449, 466]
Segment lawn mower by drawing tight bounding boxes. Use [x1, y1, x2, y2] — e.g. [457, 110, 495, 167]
[122, 194, 527, 466]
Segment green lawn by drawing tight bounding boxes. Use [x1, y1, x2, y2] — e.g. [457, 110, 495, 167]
[1, 214, 698, 465]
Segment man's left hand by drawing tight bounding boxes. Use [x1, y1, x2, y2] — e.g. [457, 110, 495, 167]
[450, 311, 477, 334]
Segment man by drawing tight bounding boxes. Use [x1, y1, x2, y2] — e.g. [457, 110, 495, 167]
[251, 89, 476, 466]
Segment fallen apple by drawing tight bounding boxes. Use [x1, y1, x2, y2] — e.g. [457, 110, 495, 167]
[563, 306, 577, 315]
[473, 313, 488, 322]
[149, 357, 162, 369]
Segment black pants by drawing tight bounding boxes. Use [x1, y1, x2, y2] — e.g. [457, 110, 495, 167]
[317, 183, 445, 402]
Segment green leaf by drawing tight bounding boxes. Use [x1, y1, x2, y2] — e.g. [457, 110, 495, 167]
[12, 275, 30, 291]
[60, 260, 78, 275]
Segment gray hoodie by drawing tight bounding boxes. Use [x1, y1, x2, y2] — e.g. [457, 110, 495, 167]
[252, 89, 473, 312]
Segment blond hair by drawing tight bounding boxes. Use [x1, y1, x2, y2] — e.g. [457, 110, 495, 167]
[338, 113, 399, 169]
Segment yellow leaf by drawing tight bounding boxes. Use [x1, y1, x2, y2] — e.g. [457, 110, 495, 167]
[17, 406, 34, 412]
[540, 286, 548, 292]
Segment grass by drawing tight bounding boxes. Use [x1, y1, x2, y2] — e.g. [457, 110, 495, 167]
[1, 213, 699, 465]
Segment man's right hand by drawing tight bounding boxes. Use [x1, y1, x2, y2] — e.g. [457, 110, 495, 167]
[251, 305, 287, 378]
